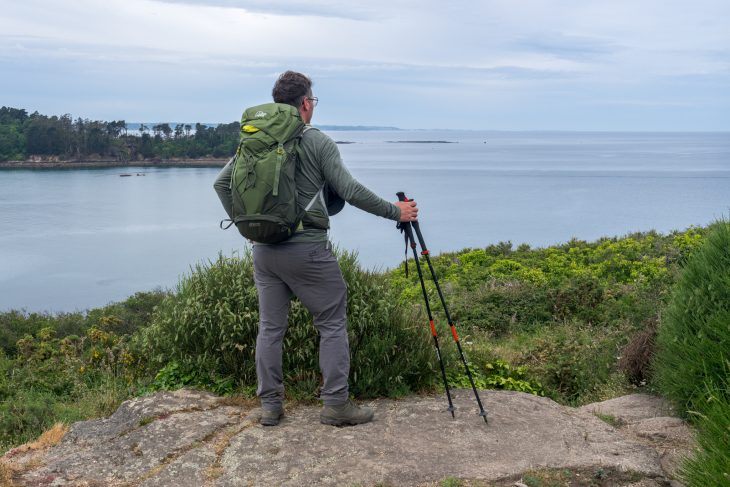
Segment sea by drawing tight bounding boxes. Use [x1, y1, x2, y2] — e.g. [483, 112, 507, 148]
[1, 130, 728, 312]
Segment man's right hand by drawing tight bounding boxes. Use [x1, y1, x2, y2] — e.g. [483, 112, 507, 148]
[396, 200, 418, 222]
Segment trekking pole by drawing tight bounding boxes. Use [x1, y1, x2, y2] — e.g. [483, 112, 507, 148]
[397, 192, 488, 424]
[396, 208, 456, 418]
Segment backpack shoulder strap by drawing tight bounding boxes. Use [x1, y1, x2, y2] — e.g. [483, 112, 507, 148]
[297, 124, 325, 202]
[300, 125, 318, 138]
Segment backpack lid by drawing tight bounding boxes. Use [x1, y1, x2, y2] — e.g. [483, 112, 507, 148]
[241, 103, 303, 144]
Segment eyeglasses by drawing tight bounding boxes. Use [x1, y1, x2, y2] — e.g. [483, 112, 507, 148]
[306, 96, 318, 107]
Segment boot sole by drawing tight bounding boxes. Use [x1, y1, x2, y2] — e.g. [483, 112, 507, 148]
[320, 416, 373, 426]
[260, 418, 282, 426]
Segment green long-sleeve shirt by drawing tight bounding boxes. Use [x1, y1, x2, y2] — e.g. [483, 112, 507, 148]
[213, 126, 401, 243]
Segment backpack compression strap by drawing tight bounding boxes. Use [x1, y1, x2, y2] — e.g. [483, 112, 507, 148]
[220, 189, 324, 231]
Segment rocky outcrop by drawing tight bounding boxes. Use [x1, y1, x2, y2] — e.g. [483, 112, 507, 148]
[2, 389, 695, 486]
[579, 394, 696, 484]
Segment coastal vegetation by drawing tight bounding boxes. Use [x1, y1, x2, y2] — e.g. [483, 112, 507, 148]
[652, 221, 730, 483]
[0, 107, 238, 163]
[1, 222, 727, 486]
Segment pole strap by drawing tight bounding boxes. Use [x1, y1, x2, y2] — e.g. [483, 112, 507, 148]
[397, 222, 410, 277]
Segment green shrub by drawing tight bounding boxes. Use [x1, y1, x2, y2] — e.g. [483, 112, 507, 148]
[447, 359, 543, 395]
[147, 361, 236, 396]
[448, 279, 552, 336]
[519, 322, 624, 404]
[387, 228, 696, 338]
[680, 378, 730, 485]
[0, 389, 55, 448]
[547, 274, 605, 324]
[384, 227, 708, 405]
[602, 281, 667, 329]
[87, 290, 168, 336]
[0, 332, 135, 454]
[137, 250, 437, 400]
[653, 221, 730, 414]
[651, 221, 730, 487]
[0, 291, 166, 357]
[0, 311, 86, 356]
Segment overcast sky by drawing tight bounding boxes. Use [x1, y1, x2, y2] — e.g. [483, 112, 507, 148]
[1, 0, 729, 130]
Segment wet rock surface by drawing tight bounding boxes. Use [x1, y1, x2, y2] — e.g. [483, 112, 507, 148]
[3, 389, 695, 486]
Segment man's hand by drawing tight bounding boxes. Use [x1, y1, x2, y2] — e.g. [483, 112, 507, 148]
[396, 200, 418, 222]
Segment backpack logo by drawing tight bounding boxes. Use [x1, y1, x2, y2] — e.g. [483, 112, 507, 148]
[254, 111, 267, 118]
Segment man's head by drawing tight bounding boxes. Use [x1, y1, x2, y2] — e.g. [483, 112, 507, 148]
[272, 70, 315, 124]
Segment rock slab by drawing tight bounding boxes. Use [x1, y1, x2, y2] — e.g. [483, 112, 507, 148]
[3, 389, 694, 487]
[579, 394, 695, 483]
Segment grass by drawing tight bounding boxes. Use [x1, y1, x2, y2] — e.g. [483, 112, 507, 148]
[12, 422, 67, 453]
[593, 412, 623, 428]
[516, 467, 643, 486]
[409, 468, 647, 487]
[138, 416, 155, 427]
[679, 379, 730, 485]
[440, 478, 464, 487]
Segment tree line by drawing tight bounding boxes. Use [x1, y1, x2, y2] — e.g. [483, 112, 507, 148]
[0, 107, 239, 162]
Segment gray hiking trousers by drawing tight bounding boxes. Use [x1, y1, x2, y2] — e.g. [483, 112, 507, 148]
[252, 241, 349, 408]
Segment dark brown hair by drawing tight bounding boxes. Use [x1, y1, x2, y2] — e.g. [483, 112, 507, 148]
[271, 71, 312, 107]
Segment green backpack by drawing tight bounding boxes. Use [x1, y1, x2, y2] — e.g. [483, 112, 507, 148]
[229, 102, 311, 243]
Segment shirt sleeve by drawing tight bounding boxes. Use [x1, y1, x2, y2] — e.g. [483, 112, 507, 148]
[213, 157, 234, 219]
[314, 133, 401, 221]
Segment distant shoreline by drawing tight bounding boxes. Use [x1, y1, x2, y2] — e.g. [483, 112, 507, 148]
[0, 158, 230, 169]
[0, 143, 359, 168]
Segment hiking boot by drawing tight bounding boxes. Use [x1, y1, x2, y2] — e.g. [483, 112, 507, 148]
[320, 399, 374, 426]
[260, 405, 284, 426]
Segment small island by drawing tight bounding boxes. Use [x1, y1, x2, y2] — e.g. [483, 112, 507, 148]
[386, 140, 456, 144]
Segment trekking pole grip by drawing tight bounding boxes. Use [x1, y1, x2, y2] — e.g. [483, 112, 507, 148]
[397, 191, 426, 250]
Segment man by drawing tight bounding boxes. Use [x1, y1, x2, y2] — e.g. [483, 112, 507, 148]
[214, 70, 418, 427]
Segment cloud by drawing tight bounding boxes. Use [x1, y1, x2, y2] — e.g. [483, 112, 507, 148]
[152, 0, 383, 20]
[1, 0, 728, 129]
[2, 0, 725, 76]
[512, 33, 618, 61]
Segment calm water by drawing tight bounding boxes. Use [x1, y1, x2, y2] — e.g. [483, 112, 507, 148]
[1, 131, 728, 312]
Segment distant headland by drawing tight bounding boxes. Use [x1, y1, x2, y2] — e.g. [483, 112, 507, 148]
[0, 107, 404, 169]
